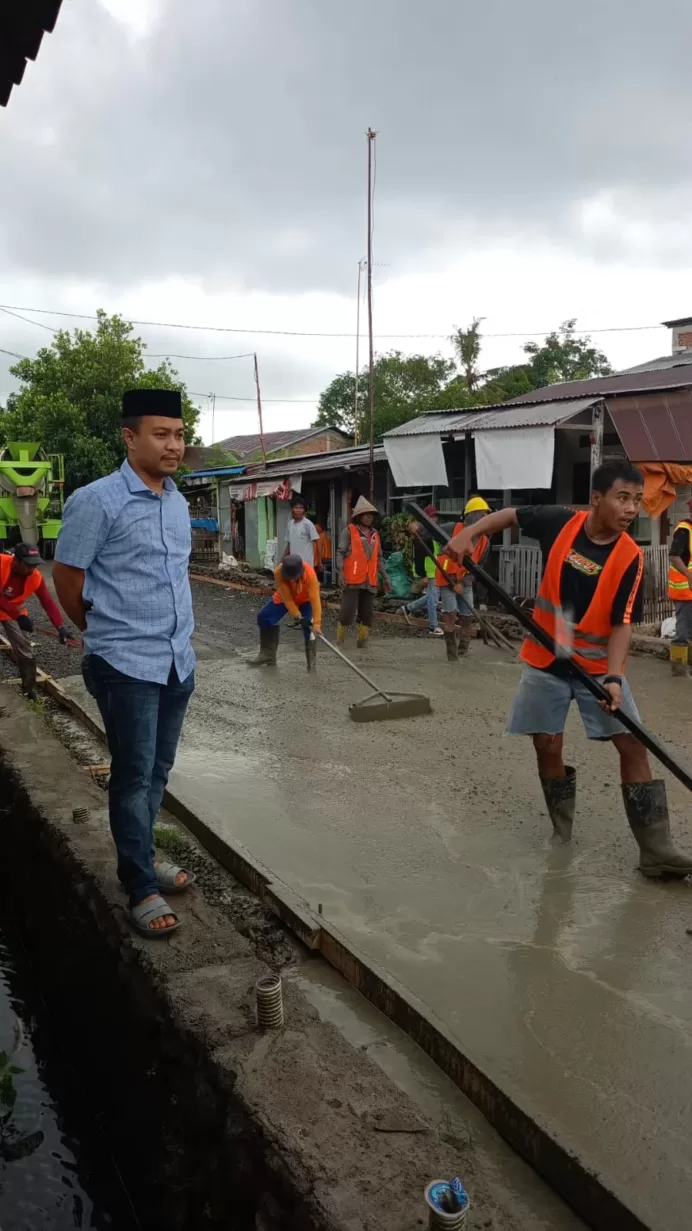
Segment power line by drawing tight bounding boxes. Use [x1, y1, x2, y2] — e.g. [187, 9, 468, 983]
[0, 301, 664, 341]
[0, 345, 30, 360]
[0, 306, 57, 332]
[188, 390, 316, 404]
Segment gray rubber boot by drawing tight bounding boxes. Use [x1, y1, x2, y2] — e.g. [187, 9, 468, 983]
[248, 625, 279, 667]
[444, 631, 459, 662]
[305, 638, 317, 673]
[622, 779, 692, 878]
[19, 657, 38, 701]
[457, 616, 475, 657]
[540, 766, 576, 842]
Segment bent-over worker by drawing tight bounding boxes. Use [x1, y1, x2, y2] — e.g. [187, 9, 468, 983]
[250, 553, 322, 672]
[336, 495, 391, 648]
[0, 542, 70, 698]
[668, 497, 692, 676]
[447, 461, 692, 878]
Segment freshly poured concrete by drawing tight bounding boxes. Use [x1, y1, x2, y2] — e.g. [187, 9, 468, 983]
[64, 635, 692, 1229]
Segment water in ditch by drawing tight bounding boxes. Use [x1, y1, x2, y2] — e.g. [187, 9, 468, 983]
[0, 926, 139, 1231]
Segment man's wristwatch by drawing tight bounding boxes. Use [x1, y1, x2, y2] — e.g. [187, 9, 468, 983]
[603, 674, 622, 686]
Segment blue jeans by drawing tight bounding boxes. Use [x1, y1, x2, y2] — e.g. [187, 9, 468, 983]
[257, 599, 313, 640]
[408, 582, 439, 629]
[440, 577, 474, 618]
[82, 654, 195, 905]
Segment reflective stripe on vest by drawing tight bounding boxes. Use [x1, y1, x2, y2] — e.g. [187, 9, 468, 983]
[0, 553, 42, 621]
[668, 522, 692, 601]
[520, 512, 642, 675]
[343, 524, 379, 587]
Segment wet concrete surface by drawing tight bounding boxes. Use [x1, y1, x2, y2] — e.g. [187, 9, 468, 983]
[56, 582, 692, 1228]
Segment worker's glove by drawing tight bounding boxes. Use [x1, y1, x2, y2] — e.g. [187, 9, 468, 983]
[57, 625, 69, 645]
[17, 614, 33, 633]
[299, 616, 313, 633]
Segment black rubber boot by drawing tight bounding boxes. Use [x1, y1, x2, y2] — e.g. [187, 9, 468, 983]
[622, 779, 692, 878]
[540, 766, 576, 842]
[305, 638, 317, 673]
[19, 658, 38, 701]
[248, 625, 279, 667]
[444, 631, 459, 662]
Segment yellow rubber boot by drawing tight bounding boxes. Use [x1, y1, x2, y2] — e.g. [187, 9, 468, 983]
[688, 643, 692, 676]
[357, 624, 370, 650]
[336, 623, 348, 645]
[670, 643, 688, 677]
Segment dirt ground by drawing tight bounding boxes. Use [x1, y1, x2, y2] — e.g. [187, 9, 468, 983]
[11, 572, 692, 1228]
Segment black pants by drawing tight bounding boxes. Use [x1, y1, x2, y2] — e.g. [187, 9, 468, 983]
[338, 588, 375, 628]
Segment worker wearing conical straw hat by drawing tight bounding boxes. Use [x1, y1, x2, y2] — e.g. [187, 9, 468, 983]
[336, 495, 391, 648]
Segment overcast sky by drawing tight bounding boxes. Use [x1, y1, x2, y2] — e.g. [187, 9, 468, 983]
[2, 0, 692, 443]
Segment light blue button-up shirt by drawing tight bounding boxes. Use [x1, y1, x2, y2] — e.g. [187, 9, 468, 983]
[55, 460, 195, 684]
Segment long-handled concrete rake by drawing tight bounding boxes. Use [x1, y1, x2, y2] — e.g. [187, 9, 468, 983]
[315, 631, 432, 722]
[409, 502, 692, 791]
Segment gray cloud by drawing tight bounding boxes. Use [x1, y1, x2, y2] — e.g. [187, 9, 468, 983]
[2, 0, 692, 296]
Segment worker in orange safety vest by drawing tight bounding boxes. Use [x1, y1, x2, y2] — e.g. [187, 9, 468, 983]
[434, 496, 490, 661]
[445, 461, 692, 880]
[336, 496, 391, 649]
[667, 497, 692, 676]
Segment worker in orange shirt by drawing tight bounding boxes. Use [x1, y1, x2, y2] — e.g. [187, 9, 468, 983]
[314, 521, 332, 584]
[249, 553, 322, 671]
[435, 496, 491, 660]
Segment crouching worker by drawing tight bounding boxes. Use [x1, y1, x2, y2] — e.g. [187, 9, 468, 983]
[250, 553, 322, 672]
[0, 543, 70, 698]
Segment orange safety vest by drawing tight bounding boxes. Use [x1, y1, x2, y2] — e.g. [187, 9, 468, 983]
[668, 521, 692, 601]
[0, 553, 42, 622]
[272, 561, 318, 608]
[520, 511, 642, 676]
[436, 523, 489, 587]
[343, 524, 379, 587]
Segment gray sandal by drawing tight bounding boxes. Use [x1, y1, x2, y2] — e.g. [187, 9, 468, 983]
[155, 860, 196, 895]
[125, 894, 180, 938]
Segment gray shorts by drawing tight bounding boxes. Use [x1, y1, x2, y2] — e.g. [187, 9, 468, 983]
[506, 664, 641, 741]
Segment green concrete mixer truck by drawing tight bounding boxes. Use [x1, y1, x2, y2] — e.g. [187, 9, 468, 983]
[0, 442, 65, 556]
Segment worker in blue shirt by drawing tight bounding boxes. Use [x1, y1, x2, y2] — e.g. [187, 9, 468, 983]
[53, 389, 196, 938]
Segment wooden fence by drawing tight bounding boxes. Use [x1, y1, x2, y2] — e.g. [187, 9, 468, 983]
[498, 543, 673, 625]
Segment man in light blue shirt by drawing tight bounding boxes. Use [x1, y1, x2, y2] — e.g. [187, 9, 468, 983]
[53, 388, 196, 938]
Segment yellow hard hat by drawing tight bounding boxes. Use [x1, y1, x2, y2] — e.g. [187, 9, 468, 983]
[464, 495, 490, 515]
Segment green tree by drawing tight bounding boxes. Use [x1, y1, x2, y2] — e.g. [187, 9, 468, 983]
[0, 311, 200, 492]
[313, 350, 470, 442]
[449, 317, 483, 392]
[482, 319, 612, 402]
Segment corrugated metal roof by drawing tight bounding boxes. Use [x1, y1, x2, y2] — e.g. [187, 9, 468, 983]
[615, 354, 692, 376]
[384, 399, 598, 438]
[215, 426, 350, 459]
[607, 389, 692, 462]
[506, 364, 692, 405]
[241, 443, 387, 480]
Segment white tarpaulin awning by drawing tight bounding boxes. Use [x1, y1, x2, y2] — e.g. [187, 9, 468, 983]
[383, 434, 449, 488]
[474, 426, 555, 490]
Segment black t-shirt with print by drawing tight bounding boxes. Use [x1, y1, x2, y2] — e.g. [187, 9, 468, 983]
[517, 506, 643, 675]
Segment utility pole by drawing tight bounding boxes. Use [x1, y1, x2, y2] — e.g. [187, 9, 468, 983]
[354, 257, 366, 446]
[366, 127, 376, 502]
[209, 391, 216, 444]
[253, 352, 267, 463]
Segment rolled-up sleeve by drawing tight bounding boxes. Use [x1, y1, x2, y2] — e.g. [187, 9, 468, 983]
[55, 489, 110, 569]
